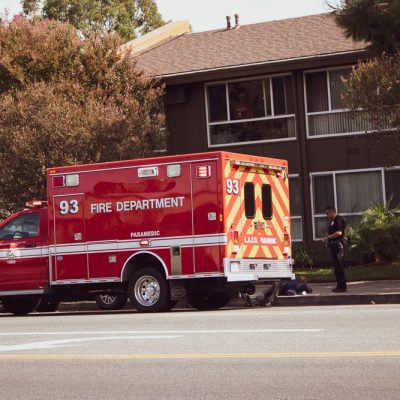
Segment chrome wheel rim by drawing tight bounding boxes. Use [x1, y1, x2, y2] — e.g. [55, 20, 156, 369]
[99, 294, 117, 305]
[134, 275, 160, 307]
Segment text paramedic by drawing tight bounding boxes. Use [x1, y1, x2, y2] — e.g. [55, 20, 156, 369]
[90, 196, 185, 214]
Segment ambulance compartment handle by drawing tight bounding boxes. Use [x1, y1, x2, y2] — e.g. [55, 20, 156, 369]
[25, 243, 37, 248]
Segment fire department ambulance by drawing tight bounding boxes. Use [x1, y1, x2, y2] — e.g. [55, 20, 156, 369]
[0, 151, 293, 315]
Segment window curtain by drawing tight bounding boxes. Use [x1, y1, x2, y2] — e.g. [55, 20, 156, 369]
[329, 69, 351, 110]
[313, 175, 334, 213]
[306, 72, 328, 113]
[308, 110, 375, 136]
[289, 177, 302, 215]
[336, 171, 383, 213]
[290, 218, 303, 241]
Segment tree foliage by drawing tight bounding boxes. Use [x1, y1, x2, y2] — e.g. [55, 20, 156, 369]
[333, 0, 400, 161]
[21, 0, 165, 42]
[344, 54, 400, 123]
[333, 0, 400, 55]
[0, 17, 164, 217]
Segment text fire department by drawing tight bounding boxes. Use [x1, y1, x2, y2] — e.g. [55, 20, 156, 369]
[90, 195, 185, 214]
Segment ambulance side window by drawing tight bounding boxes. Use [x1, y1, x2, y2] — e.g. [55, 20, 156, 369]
[244, 182, 255, 219]
[0, 213, 40, 240]
[262, 184, 273, 219]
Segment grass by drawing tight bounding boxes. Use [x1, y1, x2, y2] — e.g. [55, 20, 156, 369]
[294, 262, 400, 283]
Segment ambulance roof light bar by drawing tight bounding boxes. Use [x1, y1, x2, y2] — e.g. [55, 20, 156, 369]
[230, 160, 285, 171]
[26, 200, 48, 208]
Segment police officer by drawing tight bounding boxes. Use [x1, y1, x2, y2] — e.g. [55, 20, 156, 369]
[322, 205, 347, 293]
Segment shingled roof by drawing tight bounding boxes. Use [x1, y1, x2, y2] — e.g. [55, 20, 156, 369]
[135, 13, 367, 78]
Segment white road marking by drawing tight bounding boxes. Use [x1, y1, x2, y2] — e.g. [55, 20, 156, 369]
[0, 335, 182, 352]
[0, 329, 323, 336]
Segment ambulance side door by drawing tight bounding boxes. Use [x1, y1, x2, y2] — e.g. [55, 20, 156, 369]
[191, 161, 221, 273]
[52, 194, 88, 281]
[0, 210, 47, 291]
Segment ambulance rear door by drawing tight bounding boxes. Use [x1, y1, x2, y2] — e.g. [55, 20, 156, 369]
[225, 162, 290, 261]
[190, 160, 222, 273]
[240, 166, 282, 260]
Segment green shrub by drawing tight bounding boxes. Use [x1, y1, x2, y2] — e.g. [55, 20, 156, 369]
[348, 202, 400, 263]
[346, 223, 375, 263]
[360, 201, 398, 225]
[293, 245, 314, 269]
[361, 222, 400, 262]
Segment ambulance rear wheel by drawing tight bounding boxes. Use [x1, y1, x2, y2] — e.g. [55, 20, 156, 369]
[128, 268, 169, 313]
[188, 291, 230, 311]
[95, 294, 128, 310]
[2, 295, 40, 315]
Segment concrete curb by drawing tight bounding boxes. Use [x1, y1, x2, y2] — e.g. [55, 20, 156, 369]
[56, 293, 400, 313]
[274, 293, 400, 306]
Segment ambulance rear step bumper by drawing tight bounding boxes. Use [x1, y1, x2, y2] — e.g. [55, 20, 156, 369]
[223, 258, 294, 282]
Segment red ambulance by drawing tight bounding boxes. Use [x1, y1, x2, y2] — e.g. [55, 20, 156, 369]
[0, 151, 293, 315]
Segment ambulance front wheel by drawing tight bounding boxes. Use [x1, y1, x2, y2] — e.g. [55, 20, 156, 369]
[2, 295, 40, 315]
[128, 268, 169, 313]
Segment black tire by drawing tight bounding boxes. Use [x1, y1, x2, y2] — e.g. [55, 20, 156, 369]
[188, 291, 230, 310]
[36, 296, 60, 313]
[2, 296, 40, 315]
[95, 294, 128, 310]
[128, 268, 169, 313]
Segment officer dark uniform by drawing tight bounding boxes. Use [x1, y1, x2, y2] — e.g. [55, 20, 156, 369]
[324, 205, 347, 292]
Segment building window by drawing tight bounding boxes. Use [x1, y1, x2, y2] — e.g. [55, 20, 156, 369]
[208, 85, 228, 122]
[206, 75, 296, 146]
[289, 176, 303, 241]
[385, 169, 400, 208]
[229, 80, 265, 120]
[152, 100, 167, 153]
[311, 168, 400, 239]
[305, 68, 377, 137]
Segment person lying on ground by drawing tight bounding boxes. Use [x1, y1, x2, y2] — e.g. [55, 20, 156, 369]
[279, 276, 313, 296]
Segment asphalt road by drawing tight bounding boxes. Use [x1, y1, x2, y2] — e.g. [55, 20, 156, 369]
[1, 305, 400, 400]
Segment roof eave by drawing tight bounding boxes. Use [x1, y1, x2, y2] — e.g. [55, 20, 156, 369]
[153, 48, 369, 84]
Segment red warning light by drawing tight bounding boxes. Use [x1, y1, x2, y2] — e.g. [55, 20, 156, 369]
[52, 176, 65, 188]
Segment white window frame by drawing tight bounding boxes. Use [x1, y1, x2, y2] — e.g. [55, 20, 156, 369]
[304, 65, 373, 139]
[205, 73, 297, 148]
[310, 166, 400, 240]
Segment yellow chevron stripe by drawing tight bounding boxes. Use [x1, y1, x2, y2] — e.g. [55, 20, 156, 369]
[224, 160, 231, 177]
[274, 176, 290, 214]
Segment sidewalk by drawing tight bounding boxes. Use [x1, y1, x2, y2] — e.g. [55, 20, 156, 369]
[266, 280, 400, 307]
